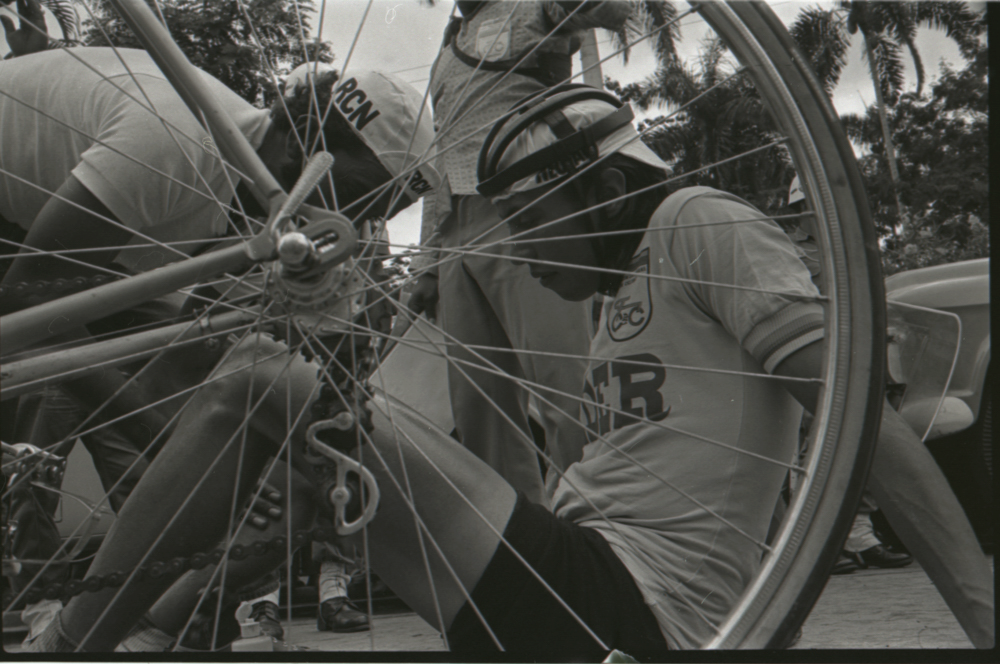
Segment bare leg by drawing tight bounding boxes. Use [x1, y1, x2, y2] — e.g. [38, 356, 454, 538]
[147, 462, 318, 638]
[50, 338, 517, 651]
[869, 407, 995, 648]
[57, 339, 320, 651]
[359, 395, 517, 630]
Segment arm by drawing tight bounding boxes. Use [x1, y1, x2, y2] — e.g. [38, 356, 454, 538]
[676, 189, 993, 646]
[403, 189, 446, 321]
[2, 175, 168, 448]
[770, 339, 823, 414]
[1, 174, 133, 314]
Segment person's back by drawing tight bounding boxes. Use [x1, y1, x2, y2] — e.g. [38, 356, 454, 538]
[428, 1, 629, 198]
[0, 47, 271, 272]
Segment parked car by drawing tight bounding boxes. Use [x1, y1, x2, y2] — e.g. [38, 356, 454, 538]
[883, 257, 992, 549]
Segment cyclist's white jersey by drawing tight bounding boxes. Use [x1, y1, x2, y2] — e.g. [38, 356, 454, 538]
[0, 47, 270, 272]
[551, 187, 824, 648]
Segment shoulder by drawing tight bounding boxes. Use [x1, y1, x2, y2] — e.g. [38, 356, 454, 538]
[649, 186, 759, 228]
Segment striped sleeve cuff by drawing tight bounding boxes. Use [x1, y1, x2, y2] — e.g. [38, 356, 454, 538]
[744, 301, 825, 374]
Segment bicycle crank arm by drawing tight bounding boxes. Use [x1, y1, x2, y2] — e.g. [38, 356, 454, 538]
[305, 419, 380, 535]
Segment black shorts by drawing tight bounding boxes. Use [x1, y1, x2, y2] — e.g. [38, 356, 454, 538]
[447, 493, 670, 660]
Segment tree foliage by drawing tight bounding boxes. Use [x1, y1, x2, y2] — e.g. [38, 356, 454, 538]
[1, 0, 82, 48]
[609, 2, 987, 275]
[82, 0, 333, 107]
[609, 37, 793, 215]
[39, 0, 79, 43]
[790, 1, 982, 209]
[842, 41, 989, 274]
[606, 0, 680, 66]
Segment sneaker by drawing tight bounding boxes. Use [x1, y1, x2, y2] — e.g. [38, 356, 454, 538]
[115, 615, 176, 652]
[21, 599, 62, 648]
[845, 544, 913, 569]
[317, 598, 370, 632]
[249, 600, 285, 640]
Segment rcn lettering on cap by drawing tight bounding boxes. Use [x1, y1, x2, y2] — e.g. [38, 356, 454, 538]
[284, 64, 440, 203]
[333, 77, 382, 132]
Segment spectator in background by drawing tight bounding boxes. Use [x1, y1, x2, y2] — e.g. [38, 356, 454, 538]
[406, 0, 632, 505]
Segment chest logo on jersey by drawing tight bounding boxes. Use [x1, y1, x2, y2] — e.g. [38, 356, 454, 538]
[608, 247, 652, 342]
[475, 18, 511, 62]
[582, 353, 671, 436]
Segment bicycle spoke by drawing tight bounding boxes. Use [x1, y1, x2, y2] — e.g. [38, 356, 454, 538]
[1, 0, 886, 652]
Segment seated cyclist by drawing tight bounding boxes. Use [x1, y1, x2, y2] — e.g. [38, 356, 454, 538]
[29, 87, 992, 655]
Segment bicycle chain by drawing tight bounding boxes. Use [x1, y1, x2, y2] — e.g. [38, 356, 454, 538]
[0, 275, 122, 302]
[16, 373, 371, 606]
[18, 526, 338, 605]
[12, 264, 390, 605]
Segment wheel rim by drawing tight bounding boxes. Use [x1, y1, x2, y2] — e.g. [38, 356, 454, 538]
[0, 0, 885, 652]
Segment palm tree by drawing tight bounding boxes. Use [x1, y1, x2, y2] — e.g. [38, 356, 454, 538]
[838, 38, 988, 248]
[613, 36, 792, 213]
[39, 0, 78, 44]
[789, 1, 983, 218]
[576, 1, 681, 90]
[606, 0, 680, 67]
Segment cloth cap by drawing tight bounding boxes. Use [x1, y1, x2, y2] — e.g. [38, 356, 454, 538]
[284, 63, 440, 204]
[488, 98, 668, 202]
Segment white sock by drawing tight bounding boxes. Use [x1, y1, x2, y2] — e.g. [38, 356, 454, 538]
[318, 560, 350, 603]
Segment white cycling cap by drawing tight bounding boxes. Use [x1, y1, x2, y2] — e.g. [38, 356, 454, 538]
[284, 63, 440, 204]
[481, 96, 668, 202]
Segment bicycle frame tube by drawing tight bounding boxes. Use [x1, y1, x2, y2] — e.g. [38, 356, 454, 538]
[108, 0, 285, 212]
[0, 1, 357, 356]
[0, 244, 252, 355]
[1, 309, 257, 401]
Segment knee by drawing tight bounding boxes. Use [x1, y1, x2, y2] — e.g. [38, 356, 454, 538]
[196, 373, 253, 421]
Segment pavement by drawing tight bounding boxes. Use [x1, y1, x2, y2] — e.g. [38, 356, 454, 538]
[4, 557, 990, 654]
[793, 560, 980, 649]
[214, 557, 995, 652]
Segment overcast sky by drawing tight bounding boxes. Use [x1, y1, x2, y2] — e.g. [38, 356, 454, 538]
[1, 0, 980, 250]
[304, 0, 973, 250]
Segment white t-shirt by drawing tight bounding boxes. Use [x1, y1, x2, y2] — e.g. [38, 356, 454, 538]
[552, 187, 825, 648]
[0, 47, 271, 271]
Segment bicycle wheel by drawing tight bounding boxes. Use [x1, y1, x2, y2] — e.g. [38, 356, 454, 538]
[0, 0, 884, 653]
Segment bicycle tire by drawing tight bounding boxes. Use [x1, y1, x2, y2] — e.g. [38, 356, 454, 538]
[695, 1, 884, 647]
[0, 0, 885, 653]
